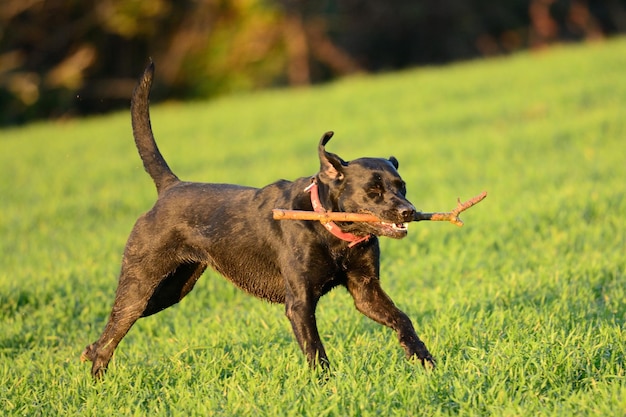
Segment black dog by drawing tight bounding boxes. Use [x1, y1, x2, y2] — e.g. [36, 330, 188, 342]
[81, 62, 435, 378]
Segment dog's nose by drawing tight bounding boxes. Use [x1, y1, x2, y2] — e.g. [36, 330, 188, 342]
[399, 206, 416, 222]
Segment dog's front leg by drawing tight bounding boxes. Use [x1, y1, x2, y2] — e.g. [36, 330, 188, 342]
[346, 272, 435, 369]
[284, 284, 329, 369]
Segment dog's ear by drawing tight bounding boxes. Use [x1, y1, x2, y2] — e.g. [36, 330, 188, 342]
[389, 156, 399, 170]
[318, 131, 347, 181]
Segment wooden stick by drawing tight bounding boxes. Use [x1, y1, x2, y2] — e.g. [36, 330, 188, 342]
[272, 191, 487, 226]
[413, 191, 487, 226]
[272, 210, 381, 223]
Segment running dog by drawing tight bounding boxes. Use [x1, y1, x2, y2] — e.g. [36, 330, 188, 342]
[81, 62, 435, 378]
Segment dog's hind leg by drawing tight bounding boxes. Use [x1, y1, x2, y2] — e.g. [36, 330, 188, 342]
[346, 271, 435, 369]
[81, 264, 154, 379]
[83, 251, 206, 378]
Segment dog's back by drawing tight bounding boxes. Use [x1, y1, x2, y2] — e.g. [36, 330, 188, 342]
[136, 180, 305, 303]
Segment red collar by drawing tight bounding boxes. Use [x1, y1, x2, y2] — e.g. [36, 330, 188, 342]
[305, 180, 371, 248]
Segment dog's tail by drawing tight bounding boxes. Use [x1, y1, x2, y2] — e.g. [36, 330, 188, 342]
[131, 60, 179, 194]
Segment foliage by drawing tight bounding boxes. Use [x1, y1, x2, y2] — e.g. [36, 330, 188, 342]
[1, 0, 624, 125]
[1, 38, 625, 415]
[0, 0, 287, 125]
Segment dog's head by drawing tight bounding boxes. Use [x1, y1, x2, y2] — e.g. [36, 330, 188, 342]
[315, 131, 416, 239]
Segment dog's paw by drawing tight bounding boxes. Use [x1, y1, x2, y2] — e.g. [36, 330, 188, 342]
[421, 355, 436, 370]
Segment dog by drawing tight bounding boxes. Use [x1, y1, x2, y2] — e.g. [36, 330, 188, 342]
[81, 62, 435, 378]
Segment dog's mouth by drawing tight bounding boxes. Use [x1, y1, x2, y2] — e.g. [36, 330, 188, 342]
[381, 221, 408, 232]
[374, 221, 409, 238]
[342, 218, 409, 239]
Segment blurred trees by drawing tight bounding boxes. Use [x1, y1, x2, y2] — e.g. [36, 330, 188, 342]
[0, 0, 624, 125]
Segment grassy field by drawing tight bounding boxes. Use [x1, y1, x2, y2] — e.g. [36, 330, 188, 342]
[1, 37, 625, 416]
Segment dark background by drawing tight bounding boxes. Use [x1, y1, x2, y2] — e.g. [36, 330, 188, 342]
[1, 0, 624, 125]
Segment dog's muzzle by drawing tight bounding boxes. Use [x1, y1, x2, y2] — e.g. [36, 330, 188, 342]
[363, 203, 416, 239]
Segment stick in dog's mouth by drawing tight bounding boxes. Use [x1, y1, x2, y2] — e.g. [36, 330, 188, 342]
[272, 191, 486, 228]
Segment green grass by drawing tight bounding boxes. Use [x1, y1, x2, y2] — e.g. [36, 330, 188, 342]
[1, 38, 625, 416]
